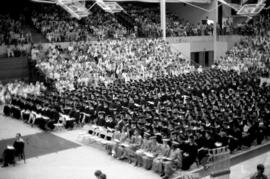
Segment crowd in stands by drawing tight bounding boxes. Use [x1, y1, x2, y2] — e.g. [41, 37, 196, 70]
[29, 2, 239, 41]
[0, 14, 32, 45]
[34, 39, 193, 92]
[216, 11, 270, 74]
[31, 3, 128, 42]
[6, 44, 30, 58]
[0, 81, 45, 104]
[123, 3, 214, 38]
[0, 2, 262, 46]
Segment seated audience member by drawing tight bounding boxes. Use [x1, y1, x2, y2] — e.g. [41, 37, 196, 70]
[134, 132, 151, 167]
[152, 138, 170, 174]
[7, 45, 14, 58]
[160, 141, 182, 179]
[142, 135, 161, 170]
[1, 133, 24, 167]
[13, 133, 25, 162]
[1, 145, 15, 168]
[123, 129, 143, 163]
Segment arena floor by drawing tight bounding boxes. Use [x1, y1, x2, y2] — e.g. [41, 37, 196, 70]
[0, 109, 269, 179]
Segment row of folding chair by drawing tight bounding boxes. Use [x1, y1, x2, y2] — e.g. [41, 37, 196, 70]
[77, 125, 114, 145]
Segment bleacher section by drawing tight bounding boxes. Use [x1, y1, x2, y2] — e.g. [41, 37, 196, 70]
[0, 57, 29, 83]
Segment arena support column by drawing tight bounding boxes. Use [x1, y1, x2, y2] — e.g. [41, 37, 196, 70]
[160, 0, 166, 40]
[213, 0, 218, 62]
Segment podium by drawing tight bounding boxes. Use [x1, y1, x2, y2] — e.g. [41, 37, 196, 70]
[208, 146, 231, 179]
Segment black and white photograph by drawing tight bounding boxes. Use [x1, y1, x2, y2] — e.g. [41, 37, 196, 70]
[0, 0, 270, 178]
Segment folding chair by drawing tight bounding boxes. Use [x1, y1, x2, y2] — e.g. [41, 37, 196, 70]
[53, 120, 65, 131]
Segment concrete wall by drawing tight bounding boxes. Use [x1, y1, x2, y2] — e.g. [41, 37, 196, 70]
[170, 42, 191, 60]
[167, 2, 215, 25]
[168, 35, 242, 64]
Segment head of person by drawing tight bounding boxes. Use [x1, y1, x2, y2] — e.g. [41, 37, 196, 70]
[150, 136, 157, 144]
[16, 133, 21, 140]
[94, 170, 102, 178]
[257, 164, 265, 175]
[100, 173, 107, 179]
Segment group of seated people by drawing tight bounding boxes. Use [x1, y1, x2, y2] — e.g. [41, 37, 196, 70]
[122, 3, 215, 38]
[6, 43, 30, 58]
[1, 7, 270, 179]
[34, 39, 193, 92]
[3, 66, 270, 177]
[29, 2, 243, 42]
[31, 3, 129, 42]
[0, 81, 46, 105]
[0, 14, 32, 45]
[216, 35, 270, 74]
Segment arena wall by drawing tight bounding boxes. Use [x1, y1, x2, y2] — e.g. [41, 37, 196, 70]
[168, 35, 242, 61]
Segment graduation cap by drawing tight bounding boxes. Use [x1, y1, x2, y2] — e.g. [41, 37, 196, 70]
[162, 138, 170, 142]
[98, 111, 105, 115]
[147, 101, 155, 105]
[150, 136, 157, 140]
[215, 142, 222, 147]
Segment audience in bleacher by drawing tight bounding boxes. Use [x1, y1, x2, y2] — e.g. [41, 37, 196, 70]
[123, 3, 215, 38]
[29, 2, 240, 41]
[216, 33, 270, 74]
[0, 81, 45, 104]
[0, 14, 32, 45]
[31, 3, 128, 42]
[34, 39, 193, 92]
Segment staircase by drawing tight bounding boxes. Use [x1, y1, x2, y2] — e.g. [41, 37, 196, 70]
[0, 57, 29, 83]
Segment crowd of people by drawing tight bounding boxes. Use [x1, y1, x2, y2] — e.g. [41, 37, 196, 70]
[31, 3, 129, 42]
[122, 3, 215, 38]
[3, 67, 270, 177]
[1, 133, 25, 168]
[29, 2, 235, 41]
[215, 15, 270, 74]
[1, 4, 270, 179]
[0, 81, 45, 105]
[34, 39, 193, 92]
[0, 14, 32, 45]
